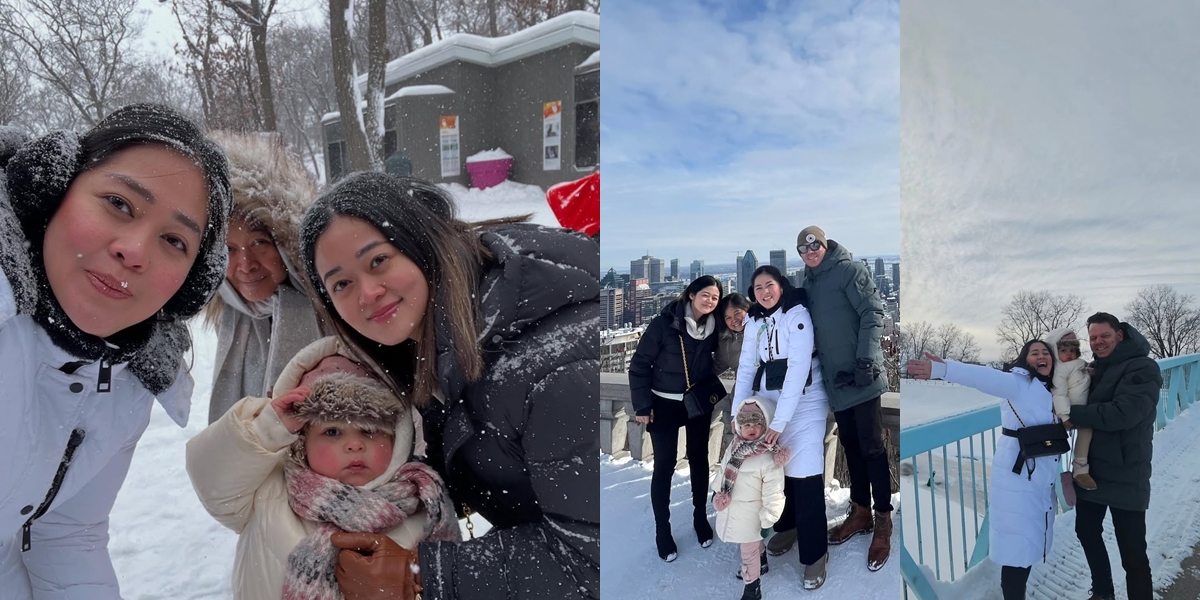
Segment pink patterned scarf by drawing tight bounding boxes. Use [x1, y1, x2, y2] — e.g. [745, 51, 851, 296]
[712, 438, 791, 511]
[281, 460, 461, 600]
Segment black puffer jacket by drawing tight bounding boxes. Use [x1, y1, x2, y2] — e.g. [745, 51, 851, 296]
[417, 223, 599, 600]
[1069, 323, 1162, 511]
[628, 300, 719, 417]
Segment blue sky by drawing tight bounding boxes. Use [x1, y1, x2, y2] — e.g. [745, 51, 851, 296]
[600, 0, 900, 269]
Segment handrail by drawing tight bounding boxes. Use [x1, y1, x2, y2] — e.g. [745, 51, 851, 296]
[900, 353, 1200, 600]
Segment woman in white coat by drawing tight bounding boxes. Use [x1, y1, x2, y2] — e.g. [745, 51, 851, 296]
[733, 265, 832, 589]
[908, 339, 1063, 600]
[0, 105, 230, 598]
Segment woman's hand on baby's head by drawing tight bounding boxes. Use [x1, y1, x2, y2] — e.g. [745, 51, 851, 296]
[271, 385, 310, 434]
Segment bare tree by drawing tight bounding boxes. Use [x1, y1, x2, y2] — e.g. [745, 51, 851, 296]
[933, 322, 981, 363]
[0, 35, 32, 126]
[271, 20, 336, 176]
[995, 290, 1087, 363]
[362, 0, 387, 170]
[0, 0, 143, 126]
[1125, 284, 1200, 359]
[898, 320, 936, 365]
[330, 0, 373, 172]
[213, 0, 280, 131]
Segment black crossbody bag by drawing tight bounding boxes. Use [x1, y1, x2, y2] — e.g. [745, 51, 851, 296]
[680, 336, 726, 420]
[1002, 399, 1070, 478]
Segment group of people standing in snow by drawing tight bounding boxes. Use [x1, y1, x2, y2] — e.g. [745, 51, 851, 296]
[629, 226, 895, 599]
[0, 104, 600, 599]
[909, 312, 1162, 600]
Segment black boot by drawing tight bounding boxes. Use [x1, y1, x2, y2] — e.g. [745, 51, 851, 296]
[656, 527, 678, 562]
[694, 508, 714, 548]
[735, 550, 769, 580]
[739, 579, 762, 600]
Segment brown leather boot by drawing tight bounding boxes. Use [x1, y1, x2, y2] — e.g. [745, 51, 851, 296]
[867, 511, 892, 571]
[828, 501, 873, 545]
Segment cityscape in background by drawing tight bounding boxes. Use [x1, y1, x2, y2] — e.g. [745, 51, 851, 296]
[600, 248, 901, 373]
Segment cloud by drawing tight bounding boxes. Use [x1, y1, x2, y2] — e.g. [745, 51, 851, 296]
[902, 0, 1200, 361]
[601, 0, 900, 267]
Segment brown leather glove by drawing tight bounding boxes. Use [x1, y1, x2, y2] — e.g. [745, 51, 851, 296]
[331, 532, 422, 600]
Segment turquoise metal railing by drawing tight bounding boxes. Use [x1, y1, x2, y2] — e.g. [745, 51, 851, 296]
[900, 354, 1200, 600]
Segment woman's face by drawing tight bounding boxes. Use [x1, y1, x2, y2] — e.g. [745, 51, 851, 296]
[225, 217, 288, 302]
[315, 216, 429, 346]
[753, 274, 781, 310]
[1025, 342, 1053, 377]
[42, 145, 209, 338]
[690, 285, 720, 317]
[724, 305, 747, 332]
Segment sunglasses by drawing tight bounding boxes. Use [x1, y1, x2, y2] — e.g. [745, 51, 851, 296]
[797, 241, 823, 254]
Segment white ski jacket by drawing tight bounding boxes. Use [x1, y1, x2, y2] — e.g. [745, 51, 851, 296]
[0, 266, 192, 599]
[940, 361, 1059, 568]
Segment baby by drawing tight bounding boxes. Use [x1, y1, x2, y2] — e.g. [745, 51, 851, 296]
[187, 337, 460, 600]
[1046, 328, 1095, 490]
[712, 398, 790, 600]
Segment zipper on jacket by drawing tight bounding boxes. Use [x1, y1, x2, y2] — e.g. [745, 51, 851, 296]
[97, 359, 112, 393]
[22, 429, 86, 552]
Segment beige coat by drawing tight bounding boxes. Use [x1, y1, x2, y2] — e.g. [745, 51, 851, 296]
[711, 397, 787, 544]
[186, 337, 426, 600]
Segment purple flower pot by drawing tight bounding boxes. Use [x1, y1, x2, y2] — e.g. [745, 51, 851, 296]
[466, 158, 513, 189]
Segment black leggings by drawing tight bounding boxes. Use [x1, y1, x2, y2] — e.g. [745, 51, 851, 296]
[648, 398, 711, 530]
[1000, 565, 1031, 600]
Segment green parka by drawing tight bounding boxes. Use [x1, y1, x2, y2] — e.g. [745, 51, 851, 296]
[801, 240, 888, 412]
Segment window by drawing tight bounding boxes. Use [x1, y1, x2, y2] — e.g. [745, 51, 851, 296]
[574, 69, 599, 169]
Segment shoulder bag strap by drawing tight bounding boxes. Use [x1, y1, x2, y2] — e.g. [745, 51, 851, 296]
[679, 335, 692, 391]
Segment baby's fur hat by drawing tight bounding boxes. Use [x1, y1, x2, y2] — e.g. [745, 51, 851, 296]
[287, 372, 402, 466]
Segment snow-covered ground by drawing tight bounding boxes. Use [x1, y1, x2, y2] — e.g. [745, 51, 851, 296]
[600, 456, 901, 599]
[106, 186, 553, 598]
[900, 379, 999, 428]
[902, 381, 1200, 599]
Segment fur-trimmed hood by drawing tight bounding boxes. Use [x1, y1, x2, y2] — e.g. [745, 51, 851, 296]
[204, 131, 317, 324]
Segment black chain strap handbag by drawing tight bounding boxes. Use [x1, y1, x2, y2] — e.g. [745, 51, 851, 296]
[680, 335, 726, 420]
[1003, 399, 1070, 477]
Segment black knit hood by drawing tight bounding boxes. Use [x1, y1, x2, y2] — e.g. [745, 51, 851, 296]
[0, 105, 231, 393]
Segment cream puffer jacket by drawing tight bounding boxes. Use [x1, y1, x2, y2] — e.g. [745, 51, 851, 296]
[711, 396, 788, 544]
[185, 336, 426, 600]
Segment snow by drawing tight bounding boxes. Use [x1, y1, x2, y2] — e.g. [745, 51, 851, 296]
[903, 385, 1200, 599]
[577, 50, 600, 69]
[440, 180, 558, 227]
[385, 85, 455, 100]
[601, 455, 901, 599]
[901, 379, 1000, 428]
[465, 148, 513, 163]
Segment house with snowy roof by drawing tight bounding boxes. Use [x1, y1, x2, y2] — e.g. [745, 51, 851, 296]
[321, 11, 599, 189]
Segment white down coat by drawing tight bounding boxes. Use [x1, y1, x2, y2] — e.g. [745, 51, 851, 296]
[712, 397, 787, 544]
[0, 267, 193, 599]
[733, 296, 830, 478]
[941, 361, 1059, 568]
[186, 336, 426, 600]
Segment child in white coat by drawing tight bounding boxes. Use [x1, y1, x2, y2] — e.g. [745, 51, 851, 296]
[187, 337, 460, 600]
[712, 397, 790, 600]
[1046, 328, 1095, 490]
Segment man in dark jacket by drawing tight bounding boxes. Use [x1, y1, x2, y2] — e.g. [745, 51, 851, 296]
[1068, 312, 1161, 600]
[783, 226, 892, 572]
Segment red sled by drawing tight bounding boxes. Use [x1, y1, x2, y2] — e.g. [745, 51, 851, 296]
[546, 171, 599, 237]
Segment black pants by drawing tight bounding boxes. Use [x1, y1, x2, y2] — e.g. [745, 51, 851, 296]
[1000, 565, 1031, 600]
[833, 396, 894, 513]
[1075, 499, 1152, 600]
[648, 398, 711, 531]
[769, 474, 828, 565]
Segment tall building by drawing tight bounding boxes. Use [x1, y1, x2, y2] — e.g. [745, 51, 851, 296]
[600, 287, 624, 330]
[875, 257, 884, 278]
[738, 250, 759, 295]
[893, 262, 900, 291]
[690, 259, 705, 280]
[770, 250, 787, 276]
[626, 278, 651, 326]
[876, 275, 890, 296]
[600, 267, 619, 289]
[790, 271, 803, 288]
[649, 258, 664, 283]
[630, 255, 650, 280]
[669, 258, 679, 280]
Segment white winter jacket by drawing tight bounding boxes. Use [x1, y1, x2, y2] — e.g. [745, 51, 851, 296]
[733, 294, 830, 477]
[186, 336, 426, 600]
[941, 361, 1059, 568]
[1044, 328, 1091, 419]
[0, 266, 193, 599]
[712, 397, 787, 544]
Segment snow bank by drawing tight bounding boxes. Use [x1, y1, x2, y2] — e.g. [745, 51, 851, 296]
[440, 180, 559, 228]
[601, 456, 901, 599]
[466, 148, 513, 163]
[901, 378, 1000, 428]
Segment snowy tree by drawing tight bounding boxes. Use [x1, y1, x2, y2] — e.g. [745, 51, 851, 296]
[329, 0, 382, 173]
[0, 35, 32, 126]
[0, 0, 144, 126]
[271, 19, 336, 175]
[212, 0, 281, 131]
[1125, 284, 1200, 359]
[995, 290, 1087, 363]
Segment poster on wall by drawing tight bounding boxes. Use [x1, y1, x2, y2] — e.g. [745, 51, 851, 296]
[543, 101, 562, 171]
[440, 115, 460, 177]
